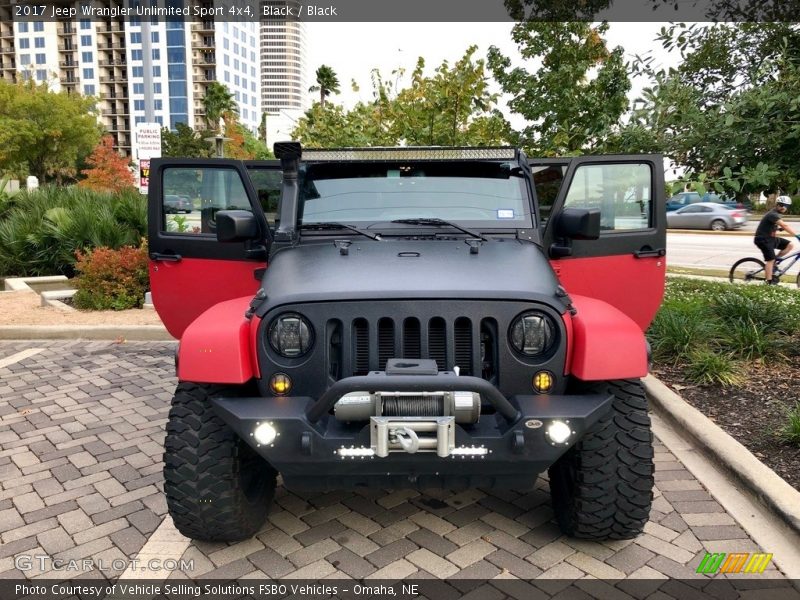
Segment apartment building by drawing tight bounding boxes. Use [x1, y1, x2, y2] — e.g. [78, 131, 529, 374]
[0, 0, 261, 158]
[261, 2, 307, 144]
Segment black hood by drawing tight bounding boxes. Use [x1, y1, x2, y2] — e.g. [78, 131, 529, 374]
[256, 239, 566, 316]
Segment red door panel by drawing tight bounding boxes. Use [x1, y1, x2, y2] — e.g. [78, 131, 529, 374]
[539, 156, 666, 331]
[148, 159, 278, 339]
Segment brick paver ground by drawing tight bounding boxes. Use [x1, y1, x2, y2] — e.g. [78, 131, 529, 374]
[0, 341, 792, 593]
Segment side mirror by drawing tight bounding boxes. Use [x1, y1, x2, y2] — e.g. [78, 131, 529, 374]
[555, 208, 601, 240]
[216, 210, 259, 243]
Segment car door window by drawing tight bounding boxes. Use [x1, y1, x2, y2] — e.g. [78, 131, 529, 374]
[246, 167, 282, 230]
[679, 206, 703, 214]
[162, 167, 251, 235]
[532, 164, 567, 227]
[563, 163, 652, 231]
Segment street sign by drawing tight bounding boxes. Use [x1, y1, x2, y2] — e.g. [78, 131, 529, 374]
[135, 123, 162, 160]
[139, 159, 150, 195]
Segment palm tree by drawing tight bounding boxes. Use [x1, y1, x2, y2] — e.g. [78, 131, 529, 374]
[203, 82, 238, 131]
[309, 65, 340, 106]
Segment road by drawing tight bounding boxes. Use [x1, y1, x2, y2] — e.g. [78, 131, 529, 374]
[667, 231, 800, 277]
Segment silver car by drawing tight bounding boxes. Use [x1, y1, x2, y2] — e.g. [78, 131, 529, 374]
[666, 202, 748, 231]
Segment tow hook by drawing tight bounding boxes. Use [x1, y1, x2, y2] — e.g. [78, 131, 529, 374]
[391, 427, 420, 453]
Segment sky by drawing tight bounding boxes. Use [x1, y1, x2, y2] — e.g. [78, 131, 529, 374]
[303, 22, 681, 116]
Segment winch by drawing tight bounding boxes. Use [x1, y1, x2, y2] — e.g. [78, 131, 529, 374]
[334, 390, 481, 424]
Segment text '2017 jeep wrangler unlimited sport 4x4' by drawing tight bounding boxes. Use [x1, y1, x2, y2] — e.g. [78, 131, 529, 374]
[148, 143, 666, 542]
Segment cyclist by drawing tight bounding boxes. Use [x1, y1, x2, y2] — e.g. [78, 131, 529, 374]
[754, 195, 800, 284]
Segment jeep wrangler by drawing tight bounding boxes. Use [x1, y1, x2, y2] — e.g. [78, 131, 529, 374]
[148, 143, 666, 542]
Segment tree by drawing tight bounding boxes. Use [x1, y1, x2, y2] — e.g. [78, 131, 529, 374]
[293, 48, 510, 148]
[161, 123, 212, 158]
[0, 80, 100, 182]
[309, 65, 341, 106]
[78, 135, 135, 193]
[487, 22, 630, 155]
[622, 23, 800, 196]
[203, 81, 238, 131]
[222, 114, 272, 159]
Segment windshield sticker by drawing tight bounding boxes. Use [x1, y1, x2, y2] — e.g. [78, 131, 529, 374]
[497, 209, 515, 219]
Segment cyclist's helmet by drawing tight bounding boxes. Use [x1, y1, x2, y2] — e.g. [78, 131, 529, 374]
[777, 195, 792, 207]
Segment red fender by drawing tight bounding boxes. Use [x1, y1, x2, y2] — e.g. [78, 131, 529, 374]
[178, 296, 256, 384]
[565, 294, 648, 381]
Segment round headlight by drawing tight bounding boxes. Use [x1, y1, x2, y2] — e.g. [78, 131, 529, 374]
[268, 313, 313, 358]
[509, 311, 556, 357]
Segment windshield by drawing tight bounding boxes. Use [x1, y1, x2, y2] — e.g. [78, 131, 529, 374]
[298, 161, 532, 229]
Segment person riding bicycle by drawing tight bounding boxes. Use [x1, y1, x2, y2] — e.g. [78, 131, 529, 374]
[754, 195, 800, 284]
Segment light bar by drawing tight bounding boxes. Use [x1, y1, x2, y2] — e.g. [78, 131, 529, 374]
[302, 147, 517, 162]
[337, 447, 375, 458]
[450, 447, 489, 456]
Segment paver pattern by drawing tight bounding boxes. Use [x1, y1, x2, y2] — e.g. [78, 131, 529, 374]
[0, 341, 791, 593]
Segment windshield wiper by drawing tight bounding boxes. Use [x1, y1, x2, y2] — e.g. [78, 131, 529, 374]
[390, 218, 486, 241]
[299, 222, 381, 240]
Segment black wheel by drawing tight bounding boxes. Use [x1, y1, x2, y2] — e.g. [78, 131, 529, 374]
[729, 257, 766, 284]
[548, 379, 654, 540]
[164, 382, 277, 541]
[710, 219, 726, 231]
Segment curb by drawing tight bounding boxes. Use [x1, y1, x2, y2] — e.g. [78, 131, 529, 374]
[0, 325, 174, 341]
[644, 374, 800, 535]
[669, 228, 752, 236]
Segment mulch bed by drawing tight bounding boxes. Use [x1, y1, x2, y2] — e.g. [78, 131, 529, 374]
[653, 361, 800, 492]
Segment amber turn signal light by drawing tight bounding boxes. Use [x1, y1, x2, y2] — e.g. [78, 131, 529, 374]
[269, 373, 292, 395]
[532, 371, 553, 394]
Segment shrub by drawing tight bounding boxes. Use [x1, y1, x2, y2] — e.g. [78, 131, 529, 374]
[72, 242, 149, 310]
[779, 401, 800, 446]
[0, 185, 146, 276]
[647, 304, 714, 363]
[686, 349, 742, 387]
[723, 318, 784, 361]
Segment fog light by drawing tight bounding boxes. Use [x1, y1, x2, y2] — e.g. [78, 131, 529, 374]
[546, 420, 572, 445]
[532, 371, 553, 393]
[269, 373, 292, 395]
[253, 422, 277, 446]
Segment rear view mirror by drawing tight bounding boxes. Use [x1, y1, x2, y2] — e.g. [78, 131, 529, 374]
[216, 210, 259, 242]
[555, 208, 601, 240]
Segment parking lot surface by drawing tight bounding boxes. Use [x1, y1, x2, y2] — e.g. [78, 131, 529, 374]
[0, 341, 794, 595]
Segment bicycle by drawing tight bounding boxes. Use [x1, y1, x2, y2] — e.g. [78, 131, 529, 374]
[729, 242, 800, 287]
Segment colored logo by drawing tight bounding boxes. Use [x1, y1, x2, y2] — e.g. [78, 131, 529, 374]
[696, 552, 773, 574]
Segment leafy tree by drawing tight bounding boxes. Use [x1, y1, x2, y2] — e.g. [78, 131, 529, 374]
[78, 135, 135, 193]
[487, 22, 630, 156]
[309, 65, 341, 106]
[161, 123, 212, 158]
[222, 115, 272, 159]
[623, 23, 800, 196]
[293, 48, 510, 148]
[203, 81, 238, 131]
[0, 80, 100, 182]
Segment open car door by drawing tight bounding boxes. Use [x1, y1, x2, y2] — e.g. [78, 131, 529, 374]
[541, 155, 666, 331]
[147, 158, 281, 339]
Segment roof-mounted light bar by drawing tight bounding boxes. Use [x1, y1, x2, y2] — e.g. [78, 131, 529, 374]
[301, 147, 518, 162]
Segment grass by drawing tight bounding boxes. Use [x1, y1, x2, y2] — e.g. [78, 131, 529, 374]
[779, 402, 800, 446]
[686, 349, 743, 387]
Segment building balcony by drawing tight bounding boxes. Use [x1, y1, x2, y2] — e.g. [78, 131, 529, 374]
[60, 77, 80, 85]
[98, 59, 126, 67]
[0, 30, 14, 39]
[193, 22, 215, 33]
[0, 46, 14, 54]
[194, 38, 215, 49]
[57, 27, 75, 36]
[99, 43, 126, 50]
[102, 91, 129, 101]
[96, 24, 123, 33]
[99, 75, 127, 83]
[58, 44, 76, 52]
[196, 55, 216, 65]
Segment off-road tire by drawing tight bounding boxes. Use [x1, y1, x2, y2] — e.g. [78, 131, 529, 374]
[164, 382, 277, 541]
[548, 379, 654, 539]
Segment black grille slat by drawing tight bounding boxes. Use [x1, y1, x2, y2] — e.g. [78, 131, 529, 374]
[353, 319, 369, 376]
[428, 318, 447, 370]
[403, 318, 421, 359]
[378, 318, 395, 370]
[454, 318, 472, 376]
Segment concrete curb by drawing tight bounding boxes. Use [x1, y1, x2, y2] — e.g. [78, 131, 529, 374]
[669, 228, 752, 236]
[644, 374, 800, 535]
[0, 325, 174, 341]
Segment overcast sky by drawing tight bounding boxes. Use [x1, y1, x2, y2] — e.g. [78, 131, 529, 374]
[304, 22, 680, 115]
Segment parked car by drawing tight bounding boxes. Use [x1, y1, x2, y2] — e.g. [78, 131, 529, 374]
[666, 192, 748, 212]
[164, 195, 193, 214]
[666, 202, 748, 231]
[150, 143, 667, 542]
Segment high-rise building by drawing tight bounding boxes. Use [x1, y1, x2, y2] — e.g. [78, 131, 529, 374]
[0, 0, 261, 158]
[260, 2, 307, 144]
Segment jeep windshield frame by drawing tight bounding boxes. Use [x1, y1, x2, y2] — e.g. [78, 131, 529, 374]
[296, 159, 536, 235]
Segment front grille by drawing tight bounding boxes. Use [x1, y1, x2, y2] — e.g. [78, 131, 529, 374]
[329, 314, 497, 381]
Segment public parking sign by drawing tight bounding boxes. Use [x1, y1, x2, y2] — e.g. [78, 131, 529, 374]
[136, 123, 161, 194]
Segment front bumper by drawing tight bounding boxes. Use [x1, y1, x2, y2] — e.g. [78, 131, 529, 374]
[210, 372, 613, 489]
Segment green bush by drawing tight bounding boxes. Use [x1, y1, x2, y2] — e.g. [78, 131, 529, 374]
[0, 185, 147, 277]
[686, 349, 742, 387]
[648, 277, 800, 367]
[72, 242, 149, 310]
